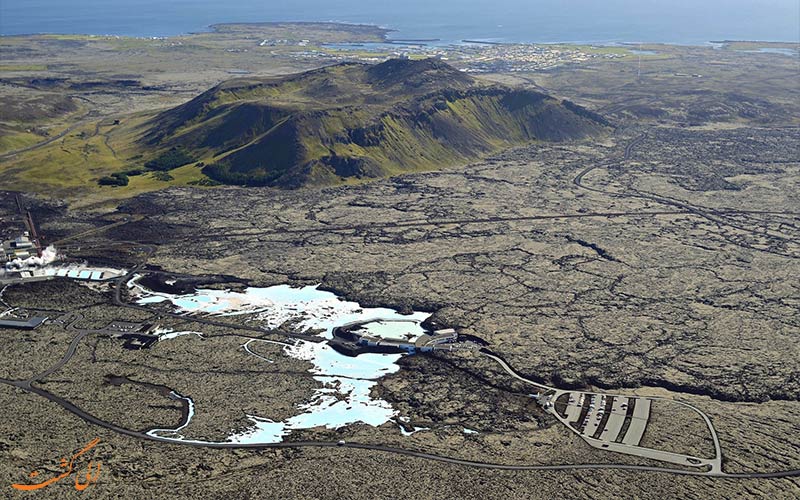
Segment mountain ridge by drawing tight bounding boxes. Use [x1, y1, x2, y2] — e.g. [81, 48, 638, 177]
[138, 58, 611, 187]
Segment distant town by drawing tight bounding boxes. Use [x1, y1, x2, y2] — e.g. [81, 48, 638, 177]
[261, 38, 629, 72]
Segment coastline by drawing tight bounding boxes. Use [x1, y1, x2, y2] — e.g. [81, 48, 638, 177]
[0, 20, 394, 41]
[2, 20, 798, 48]
[208, 20, 395, 39]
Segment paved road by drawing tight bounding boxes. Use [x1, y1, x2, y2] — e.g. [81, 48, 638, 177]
[25, 330, 89, 385]
[572, 132, 646, 194]
[480, 349, 555, 392]
[1, 280, 797, 478]
[0, 112, 95, 161]
[1, 377, 797, 479]
[3, 207, 797, 479]
[479, 350, 732, 474]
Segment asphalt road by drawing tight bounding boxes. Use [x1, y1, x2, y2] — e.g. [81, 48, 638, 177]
[3, 151, 798, 479]
[481, 350, 725, 473]
[572, 131, 646, 194]
[25, 330, 89, 385]
[1, 374, 798, 479]
[1, 300, 797, 479]
[0, 111, 95, 162]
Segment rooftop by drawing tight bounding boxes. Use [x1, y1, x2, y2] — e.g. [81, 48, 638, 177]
[0, 316, 48, 329]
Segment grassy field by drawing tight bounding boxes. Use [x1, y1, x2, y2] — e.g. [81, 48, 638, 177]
[0, 112, 215, 208]
[1, 122, 124, 193]
[719, 40, 799, 51]
[0, 130, 45, 152]
[75, 163, 210, 209]
[2, 23, 796, 207]
[0, 64, 48, 71]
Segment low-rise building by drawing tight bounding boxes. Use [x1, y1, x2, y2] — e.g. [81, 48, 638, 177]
[0, 316, 48, 329]
[2, 232, 37, 262]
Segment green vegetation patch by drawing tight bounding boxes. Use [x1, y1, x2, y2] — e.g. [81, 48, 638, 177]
[144, 147, 194, 171]
[0, 64, 48, 71]
[0, 129, 43, 153]
[97, 172, 129, 186]
[151, 171, 175, 182]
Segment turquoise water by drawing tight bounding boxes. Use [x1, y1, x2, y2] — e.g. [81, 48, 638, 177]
[135, 281, 432, 443]
[2, 0, 798, 44]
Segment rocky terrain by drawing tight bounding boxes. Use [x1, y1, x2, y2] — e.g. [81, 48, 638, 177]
[1, 27, 798, 499]
[105, 123, 798, 404]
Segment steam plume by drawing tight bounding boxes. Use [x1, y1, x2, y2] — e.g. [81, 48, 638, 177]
[4, 245, 60, 270]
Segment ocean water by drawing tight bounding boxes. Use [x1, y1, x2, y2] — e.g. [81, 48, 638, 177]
[1, 0, 798, 44]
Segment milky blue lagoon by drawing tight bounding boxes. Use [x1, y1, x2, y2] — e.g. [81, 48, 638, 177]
[133, 280, 432, 443]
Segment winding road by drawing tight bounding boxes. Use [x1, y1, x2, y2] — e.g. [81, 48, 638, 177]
[0, 109, 97, 162]
[1, 345, 798, 478]
[1, 294, 797, 478]
[572, 132, 646, 194]
[480, 350, 725, 474]
[3, 140, 800, 479]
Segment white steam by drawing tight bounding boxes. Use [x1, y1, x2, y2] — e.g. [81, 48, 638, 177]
[4, 245, 60, 270]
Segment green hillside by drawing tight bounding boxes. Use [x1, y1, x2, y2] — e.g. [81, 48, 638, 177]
[140, 58, 611, 187]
